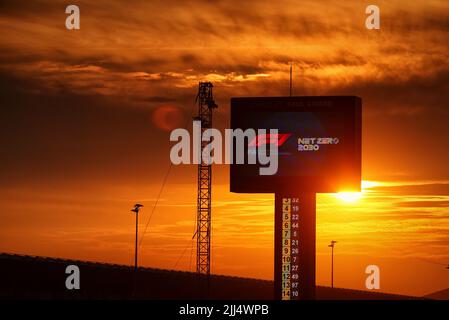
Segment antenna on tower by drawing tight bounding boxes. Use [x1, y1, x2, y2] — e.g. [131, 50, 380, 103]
[289, 62, 293, 97]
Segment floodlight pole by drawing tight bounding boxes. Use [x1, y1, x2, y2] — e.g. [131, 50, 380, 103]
[328, 240, 337, 288]
[135, 211, 138, 271]
[131, 204, 143, 271]
[130, 204, 143, 297]
[330, 243, 333, 288]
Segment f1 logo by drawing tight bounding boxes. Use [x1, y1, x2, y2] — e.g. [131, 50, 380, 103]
[248, 133, 292, 147]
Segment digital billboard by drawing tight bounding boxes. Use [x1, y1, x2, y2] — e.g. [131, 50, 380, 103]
[230, 96, 362, 193]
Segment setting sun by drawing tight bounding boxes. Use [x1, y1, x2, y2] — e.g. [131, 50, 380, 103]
[332, 180, 377, 203]
[334, 192, 362, 203]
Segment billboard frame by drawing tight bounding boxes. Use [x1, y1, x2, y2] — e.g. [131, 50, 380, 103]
[230, 96, 362, 194]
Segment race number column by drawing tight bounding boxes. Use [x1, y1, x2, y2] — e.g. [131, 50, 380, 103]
[275, 193, 316, 300]
[280, 197, 299, 299]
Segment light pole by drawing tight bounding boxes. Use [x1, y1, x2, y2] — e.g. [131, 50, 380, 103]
[328, 240, 337, 288]
[131, 204, 143, 272]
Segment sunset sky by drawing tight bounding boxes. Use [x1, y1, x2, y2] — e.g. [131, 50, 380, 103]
[0, 0, 448, 297]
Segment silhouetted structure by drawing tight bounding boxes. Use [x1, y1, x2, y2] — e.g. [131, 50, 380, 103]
[195, 82, 217, 277]
[230, 96, 362, 300]
[328, 240, 337, 288]
[0, 253, 424, 300]
[131, 203, 143, 272]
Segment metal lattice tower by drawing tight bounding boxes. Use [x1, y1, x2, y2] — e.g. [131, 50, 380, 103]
[195, 82, 217, 275]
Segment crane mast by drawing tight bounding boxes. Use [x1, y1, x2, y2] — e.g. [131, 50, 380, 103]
[195, 82, 217, 276]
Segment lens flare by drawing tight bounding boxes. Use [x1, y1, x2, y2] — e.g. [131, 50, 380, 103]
[151, 104, 184, 131]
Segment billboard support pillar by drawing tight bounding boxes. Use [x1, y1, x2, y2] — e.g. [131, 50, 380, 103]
[275, 193, 316, 300]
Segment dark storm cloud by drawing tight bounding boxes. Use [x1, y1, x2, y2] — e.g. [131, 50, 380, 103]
[138, 96, 178, 103]
[396, 200, 449, 208]
[0, 0, 56, 13]
[383, 9, 449, 32]
[0, 71, 173, 185]
[1, 0, 448, 99]
[327, 69, 449, 116]
[372, 183, 449, 196]
[0, 0, 448, 184]
[379, 212, 449, 220]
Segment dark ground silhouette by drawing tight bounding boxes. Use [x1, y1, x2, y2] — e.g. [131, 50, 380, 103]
[0, 253, 424, 300]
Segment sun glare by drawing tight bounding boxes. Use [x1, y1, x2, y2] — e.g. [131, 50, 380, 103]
[333, 180, 379, 203]
[334, 192, 362, 203]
